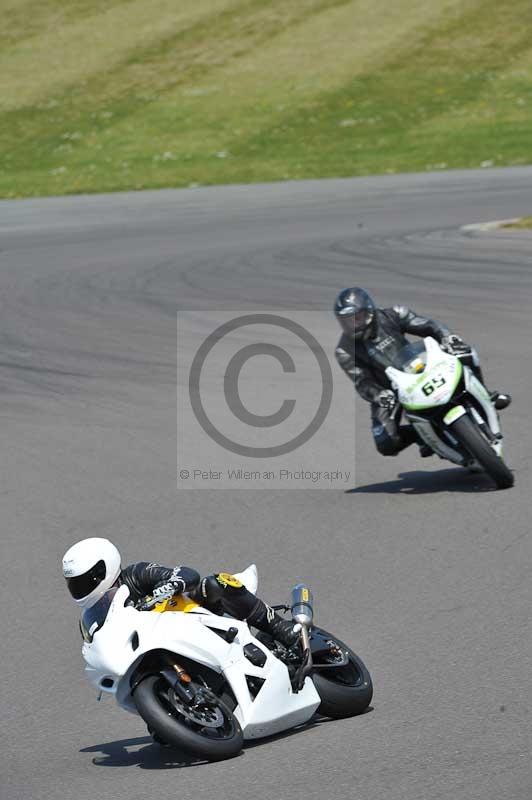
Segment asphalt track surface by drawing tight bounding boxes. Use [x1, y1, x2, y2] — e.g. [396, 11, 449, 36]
[1, 168, 531, 800]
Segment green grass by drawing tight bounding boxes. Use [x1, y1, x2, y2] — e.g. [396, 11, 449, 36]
[2, 0, 532, 197]
[504, 217, 532, 229]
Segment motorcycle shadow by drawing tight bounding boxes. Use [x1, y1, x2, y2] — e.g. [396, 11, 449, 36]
[80, 711, 373, 769]
[80, 735, 210, 770]
[346, 468, 498, 494]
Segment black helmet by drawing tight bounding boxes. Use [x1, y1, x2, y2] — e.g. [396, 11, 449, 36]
[334, 287, 376, 340]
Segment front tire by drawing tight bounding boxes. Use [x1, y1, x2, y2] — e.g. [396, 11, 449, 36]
[134, 675, 243, 761]
[311, 628, 373, 719]
[451, 414, 514, 489]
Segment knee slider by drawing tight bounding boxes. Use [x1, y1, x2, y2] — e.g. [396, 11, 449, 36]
[374, 433, 400, 455]
[200, 574, 225, 604]
[214, 572, 244, 590]
[372, 422, 399, 455]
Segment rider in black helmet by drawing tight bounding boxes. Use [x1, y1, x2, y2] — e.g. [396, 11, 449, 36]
[334, 287, 511, 457]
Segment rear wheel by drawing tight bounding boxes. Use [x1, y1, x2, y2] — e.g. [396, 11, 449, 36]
[134, 674, 243, 761]
[451, 414, 514, 489]
[311, 628, 373, 719]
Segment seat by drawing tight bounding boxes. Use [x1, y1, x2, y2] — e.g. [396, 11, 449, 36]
[232, 564, 258, 594]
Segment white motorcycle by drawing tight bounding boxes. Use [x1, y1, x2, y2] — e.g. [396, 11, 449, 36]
[80, 566, 373, 761]
[385, 336, 513, 489]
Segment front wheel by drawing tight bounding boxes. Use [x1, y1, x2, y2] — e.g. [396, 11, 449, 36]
[311, 628, 373, 719]
[134, 675, 243, 761]
[451, 414, 514, 489]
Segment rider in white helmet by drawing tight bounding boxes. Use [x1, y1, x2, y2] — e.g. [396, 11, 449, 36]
[62, 537, 298, 648]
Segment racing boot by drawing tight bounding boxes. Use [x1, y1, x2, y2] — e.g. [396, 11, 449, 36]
[414, 430, 433, 458]
[247, 599, 300, 649]
[490, 391, 511, 410]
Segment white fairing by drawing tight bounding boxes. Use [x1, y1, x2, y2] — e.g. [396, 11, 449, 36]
[385, 337, 504, 464]
[82, 575, 320, 740]
[406, 415, 465, 464]
[386, 337, 461, 410]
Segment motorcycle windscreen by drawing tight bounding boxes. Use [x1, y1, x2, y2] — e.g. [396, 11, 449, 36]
[80, 586, 118, 643]
[392, 341, 427, 374]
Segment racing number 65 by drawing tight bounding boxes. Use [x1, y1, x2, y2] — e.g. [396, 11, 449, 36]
[421, 375, 447, 396]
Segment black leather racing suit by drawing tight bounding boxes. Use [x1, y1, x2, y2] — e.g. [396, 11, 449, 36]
[121, 562, 279, 632]
[335, 305, 454, 455]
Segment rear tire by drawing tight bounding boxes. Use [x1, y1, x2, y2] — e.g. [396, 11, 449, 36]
[311, 628, 373, 719]
[134, 675, 243, 761]
[451, 414, 514, 489]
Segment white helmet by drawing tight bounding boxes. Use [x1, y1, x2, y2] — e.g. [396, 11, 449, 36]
[62, 538, 121, 609]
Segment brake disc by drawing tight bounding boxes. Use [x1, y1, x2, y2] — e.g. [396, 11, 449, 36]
[170, 691, 225, 728]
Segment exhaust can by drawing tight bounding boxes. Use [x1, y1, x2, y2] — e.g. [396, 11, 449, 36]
[291, 584, 314, 626]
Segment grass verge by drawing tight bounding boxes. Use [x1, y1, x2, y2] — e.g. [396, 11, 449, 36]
[503, 217, 532, 229]
[2, 0, 532, 197]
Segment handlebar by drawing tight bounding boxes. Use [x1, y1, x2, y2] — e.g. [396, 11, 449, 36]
[442, 344, 472, 356]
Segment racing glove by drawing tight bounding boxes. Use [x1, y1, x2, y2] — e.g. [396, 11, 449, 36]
[153, 577, 186, 600]
[441, 334, 470, 355]
[376, 389, 397, 410]
[141, 577, 186, 609]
